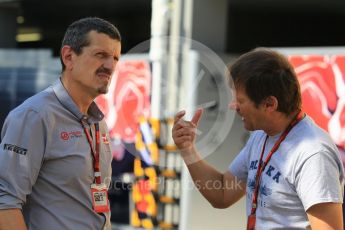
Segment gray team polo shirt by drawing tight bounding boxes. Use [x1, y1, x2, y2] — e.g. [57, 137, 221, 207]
[0, 79, 113, 230]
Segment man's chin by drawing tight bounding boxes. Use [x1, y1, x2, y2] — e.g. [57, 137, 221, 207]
[243, 123, 253, 131]
[97, 87, 109, 94]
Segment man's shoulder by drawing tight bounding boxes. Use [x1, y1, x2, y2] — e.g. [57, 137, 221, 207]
[10, 86, 56, 116]
[293, 116, 335, 147]
[286, 116, 339, 162]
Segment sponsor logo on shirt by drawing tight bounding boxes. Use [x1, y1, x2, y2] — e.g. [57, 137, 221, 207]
[3, 144, 27, 155]
[60, 131, 82, 140]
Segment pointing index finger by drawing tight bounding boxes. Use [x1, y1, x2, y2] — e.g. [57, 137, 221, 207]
[191, 108, 203, 126]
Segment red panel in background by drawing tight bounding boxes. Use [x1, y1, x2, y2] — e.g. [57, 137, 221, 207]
[96, 60, 151, 144]
[289, 55, 345, 151]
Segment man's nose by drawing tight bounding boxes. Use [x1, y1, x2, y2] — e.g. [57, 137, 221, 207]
[228, 101, 238, 110]
[103, 57, 116, 71]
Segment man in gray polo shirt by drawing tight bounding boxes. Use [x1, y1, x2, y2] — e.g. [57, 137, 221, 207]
[0, 17, 121, 229]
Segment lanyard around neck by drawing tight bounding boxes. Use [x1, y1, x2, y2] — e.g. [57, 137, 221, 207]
[81, 118, 101, 184]
[250, 111, 305, 215]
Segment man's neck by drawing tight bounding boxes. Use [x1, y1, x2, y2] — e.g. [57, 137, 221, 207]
[61, 76, 93, 115]
[264, 110, 300, 136]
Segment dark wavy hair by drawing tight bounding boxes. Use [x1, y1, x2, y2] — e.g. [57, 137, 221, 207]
[228, 47, 301, 115]
[60, 17, 121, 71]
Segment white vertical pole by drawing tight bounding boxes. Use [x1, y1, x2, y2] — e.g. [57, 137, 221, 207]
[178, 0, 194, 229]
[150, 0, 170, 122]
[167, 0, 181, 117]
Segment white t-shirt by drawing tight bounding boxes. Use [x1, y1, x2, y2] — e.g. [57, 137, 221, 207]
[229, 116, 344, 229]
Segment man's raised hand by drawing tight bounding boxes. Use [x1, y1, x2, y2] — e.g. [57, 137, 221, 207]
[172, 108, 203, 153]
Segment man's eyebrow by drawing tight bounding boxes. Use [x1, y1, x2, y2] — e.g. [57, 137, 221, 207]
[93, 49, 107, 55]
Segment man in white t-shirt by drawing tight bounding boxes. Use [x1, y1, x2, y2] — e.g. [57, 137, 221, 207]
[172, 48, 344, 229]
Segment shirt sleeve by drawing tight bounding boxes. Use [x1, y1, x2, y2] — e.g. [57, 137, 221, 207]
[295, 151, 344, 211]
[228, 132, 256, 182]
[0, 108, 46, 209]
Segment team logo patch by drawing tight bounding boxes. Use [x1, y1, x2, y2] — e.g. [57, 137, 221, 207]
[3, 144, 27, 155]
[60, 131, 82, 141]
[61, 132, 69, 140]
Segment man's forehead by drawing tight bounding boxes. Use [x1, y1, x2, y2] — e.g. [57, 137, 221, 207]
[85, 37, 120, 54]
[233, 86, 248, 99]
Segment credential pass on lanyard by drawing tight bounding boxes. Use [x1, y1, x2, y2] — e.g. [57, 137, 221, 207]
[81, 118, 110, 213]
[247, 111, 305, 230]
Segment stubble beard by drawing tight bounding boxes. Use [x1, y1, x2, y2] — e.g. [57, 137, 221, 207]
[97, 77, 112, 94]
[97, 85, 109, 94]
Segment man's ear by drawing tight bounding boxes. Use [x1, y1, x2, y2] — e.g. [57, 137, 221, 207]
[264, 96, 278, 112]
[61, 45, 74, 71]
